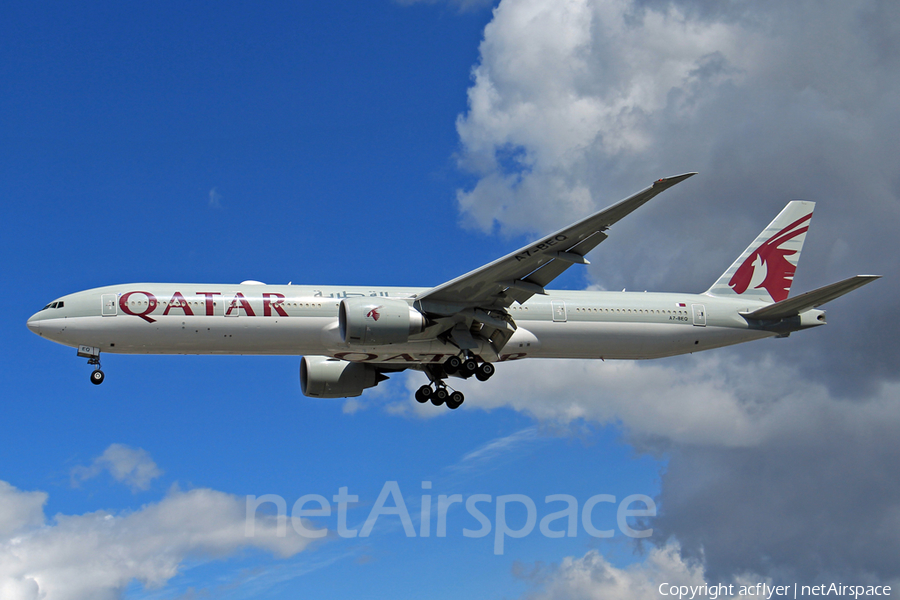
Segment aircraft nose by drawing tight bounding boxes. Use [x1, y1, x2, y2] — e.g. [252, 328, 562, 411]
[26, 313, 41, 334]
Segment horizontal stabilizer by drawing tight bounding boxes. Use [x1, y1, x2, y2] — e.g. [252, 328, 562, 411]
[741, 275, 880, 320]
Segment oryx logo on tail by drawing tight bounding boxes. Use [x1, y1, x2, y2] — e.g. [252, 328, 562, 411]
[705, 200, 814, 303]
[728, 214, 811, 302]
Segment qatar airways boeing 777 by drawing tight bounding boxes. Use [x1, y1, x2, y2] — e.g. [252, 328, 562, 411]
[27, 173, 878, 409]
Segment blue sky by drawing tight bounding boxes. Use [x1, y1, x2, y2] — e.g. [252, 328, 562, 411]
[3, 2, 662, 598]
[4, 1, 899, 599]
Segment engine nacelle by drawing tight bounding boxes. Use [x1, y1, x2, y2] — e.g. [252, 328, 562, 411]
[300, 355, 383, 398]
[339, 297, 426, 346]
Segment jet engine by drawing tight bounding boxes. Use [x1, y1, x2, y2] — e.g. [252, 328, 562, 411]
[339, 297, 426, 346]
[300, 355, 386, 398]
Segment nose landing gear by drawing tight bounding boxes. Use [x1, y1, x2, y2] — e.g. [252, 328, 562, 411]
[77, 345, 105, 385]
[90, 365, 105, 385]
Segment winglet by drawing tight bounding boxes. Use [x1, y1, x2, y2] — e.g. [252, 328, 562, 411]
[653, 172, 698, 189]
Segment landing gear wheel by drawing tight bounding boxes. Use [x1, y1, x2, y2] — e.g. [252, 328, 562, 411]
[431, 387, 448, 406]
[446, 390, 465, 409]
[476, 362, 495, 381]
[415, 385, 433, 403]
[444, 356, 462, 374]
[90, 370, 105, 385]
[461, 359, 478, 378]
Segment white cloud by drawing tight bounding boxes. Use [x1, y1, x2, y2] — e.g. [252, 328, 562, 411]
[453, 1, 900, 361]
[517, 543, 787, 600]
[449, 1, 900, 581]
[440, 426, 549, 485]
[0, 482, 47, 540]
[71, 443, 163, 492]
[0, 481, 319, 600]
[452, 426, 540, 469]
[516, 543, 705, 600]
[455, 0, 748, 234]
[407, 351, 900, 450]
[409, 335, 900, 581]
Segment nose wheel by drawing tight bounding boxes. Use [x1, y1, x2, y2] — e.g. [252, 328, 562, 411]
[87, 356, 105, 385]
[90, 368, 105, 385]
[78, 346, 105, 385]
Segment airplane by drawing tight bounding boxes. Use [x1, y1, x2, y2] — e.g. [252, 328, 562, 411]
[27, 173, 879, 409]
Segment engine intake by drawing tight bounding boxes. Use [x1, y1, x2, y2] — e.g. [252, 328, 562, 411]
[300, 355, 385, 398]
[339, 297, 425, 346]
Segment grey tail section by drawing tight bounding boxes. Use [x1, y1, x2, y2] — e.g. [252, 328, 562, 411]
[741, 275, 881, 320]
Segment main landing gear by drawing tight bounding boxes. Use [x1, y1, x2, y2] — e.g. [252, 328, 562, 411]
[414, 354, 496, 410]
[415, 384, 464, 409]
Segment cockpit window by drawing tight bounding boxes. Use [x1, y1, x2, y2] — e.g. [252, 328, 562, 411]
[40, 301, 64, 311]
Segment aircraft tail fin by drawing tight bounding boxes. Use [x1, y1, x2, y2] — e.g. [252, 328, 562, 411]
[705, 201, 815, 303]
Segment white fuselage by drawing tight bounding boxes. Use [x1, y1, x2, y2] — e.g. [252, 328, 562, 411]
[27, 283, 814, 365]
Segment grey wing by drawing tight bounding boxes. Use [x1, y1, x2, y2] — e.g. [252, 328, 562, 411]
[416, 173, 696, 313]
[411, 173, 696, 360]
